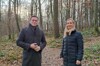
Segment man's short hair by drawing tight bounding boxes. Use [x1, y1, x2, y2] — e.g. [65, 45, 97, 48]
[31, 15, 38, 19]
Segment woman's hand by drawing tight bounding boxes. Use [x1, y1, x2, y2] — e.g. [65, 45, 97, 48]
[76, 60, 81, 65]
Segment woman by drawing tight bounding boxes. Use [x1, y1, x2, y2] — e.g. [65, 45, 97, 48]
[60, 18, 84, 66]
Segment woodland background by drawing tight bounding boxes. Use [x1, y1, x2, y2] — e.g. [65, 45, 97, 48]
[0, 0, 100, 66]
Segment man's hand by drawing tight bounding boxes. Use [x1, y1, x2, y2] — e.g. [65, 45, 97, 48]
[76, 60, 81, 65]
[30, 43, 37, 49]
[30, 43, 41, 52]
[34, 45, 41, 52]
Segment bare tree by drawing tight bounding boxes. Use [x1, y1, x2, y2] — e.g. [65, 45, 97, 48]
[0, 0, 1, 22]
[94, 0, 100, 35]
[34, 0, 38, 15]
[7, 0, 12, 39]
[45, 2, 50, 32]
[30, 0, 34, 16]
[60, 0, 64, 32]
[72, 0, 76, 20]
[98, 1, 100, 26]
[38, 0, 43, 29]
[53, 0, 60, 38]
[13, 0, 20, 32]
[49, 0, 54, 31]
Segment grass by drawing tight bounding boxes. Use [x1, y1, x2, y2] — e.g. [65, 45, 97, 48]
[0, 51, 5, 58]
[84, 42, 100, 60]
[46, 36, 62, 48]
[83, 42, 100, 66]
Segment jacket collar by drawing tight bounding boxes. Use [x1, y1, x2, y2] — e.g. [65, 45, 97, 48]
[29, 24, 38, 30]
[71, 30, 76, 34]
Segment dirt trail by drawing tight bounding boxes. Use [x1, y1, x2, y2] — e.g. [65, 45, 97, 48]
[42, 46, 63, 66]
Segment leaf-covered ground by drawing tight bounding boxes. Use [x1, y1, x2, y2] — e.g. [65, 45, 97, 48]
[0, 36, 100, 66]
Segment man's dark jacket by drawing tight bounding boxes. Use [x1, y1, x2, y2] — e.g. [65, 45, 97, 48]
[16, 24, 46, 66]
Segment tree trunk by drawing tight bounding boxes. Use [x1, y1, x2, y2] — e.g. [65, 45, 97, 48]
[34, 0, 38, 16]
[0, 0, 1, 22]
[8, 0, 12, 39]
[90, 0, 94, 28]
[60, 0, 64, 32]
[31, 0, 34, 16]
[73, 0, 75, 20]
[98, 1, 100, 26]
[50, 0, 53, 31]
[77, 0, 81, 30]
[94, 0, 100, 35]
[46, 1, 50, 32]
[39, 0, 43, 29]
[14, 0, 20, 32]
[53, 0, 60, 38]
[66, 0, 70, 20]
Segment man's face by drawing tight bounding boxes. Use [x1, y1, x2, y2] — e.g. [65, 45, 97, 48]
[30, 17, 38, 26]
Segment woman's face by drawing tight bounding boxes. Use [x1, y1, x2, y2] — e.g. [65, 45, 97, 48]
[66, 20, 74, 30]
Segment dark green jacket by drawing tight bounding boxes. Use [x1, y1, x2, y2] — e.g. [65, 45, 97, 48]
[60, 30, 84, 66]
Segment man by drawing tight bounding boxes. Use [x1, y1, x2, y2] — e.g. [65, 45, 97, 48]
[16, 16, 46, 66]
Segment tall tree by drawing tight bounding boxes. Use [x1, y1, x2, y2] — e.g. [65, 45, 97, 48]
[53, 0, 60, 38]
[98, 0, 100, 26]
[50, 0, 54, 31]
[0, 0, 1, 37]
[45, 1, 50, 32]
[30, 0, 34, 16]
[13, 0, 20, 32]
[79, 0, 82, 30]
[60, 0, 64, 32]
[7, 0, 12, 39]
[94, 0, 100, 35]
[50, 0, 53, 20]
[34, 0, 38, 15]
[89, 0, 94, 28]
[73, 0, 76, 20]
[39, 0, 43, 29]
[46, 6, 49, 32]
[64, 0, 70, 20]
[84, 0, 89, 28]
[0, 0, 1, 22]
